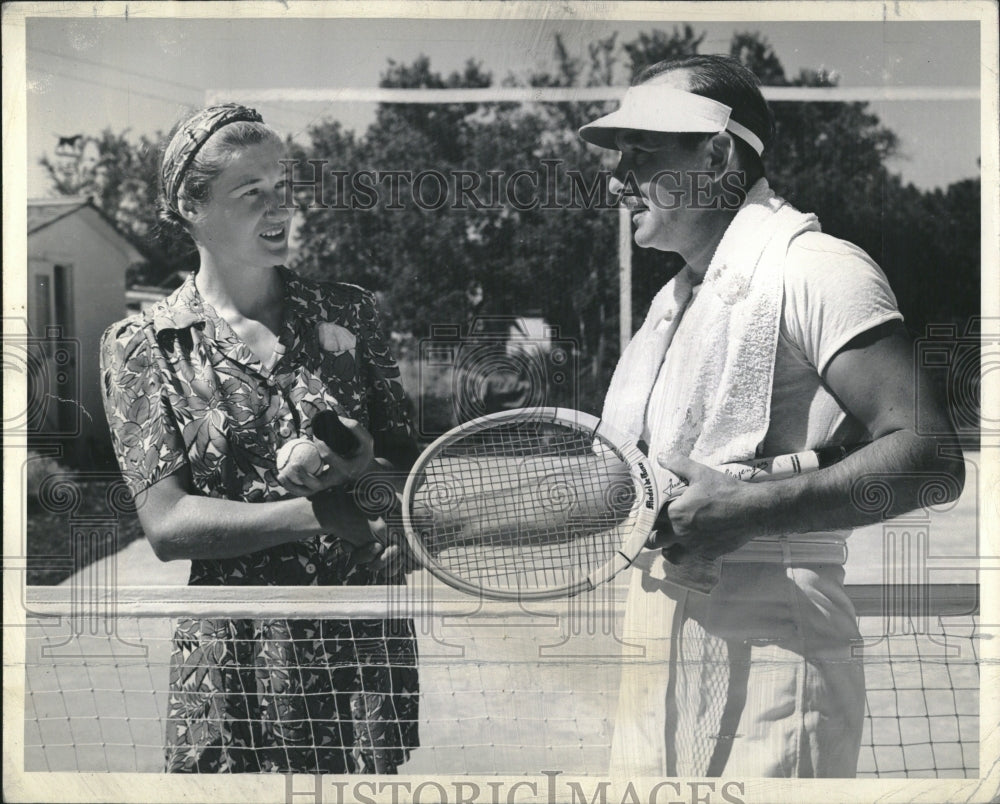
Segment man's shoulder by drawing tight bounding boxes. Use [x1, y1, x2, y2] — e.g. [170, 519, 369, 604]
[786, 230, 877, 267]
[783, 231, 887, 292]
[780, 229, 900, 329]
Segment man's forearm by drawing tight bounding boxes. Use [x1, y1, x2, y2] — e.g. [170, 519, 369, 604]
[749, 430, 965, 538]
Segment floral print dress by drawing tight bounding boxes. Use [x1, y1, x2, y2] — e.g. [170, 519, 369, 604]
[100, 267, 419, 773]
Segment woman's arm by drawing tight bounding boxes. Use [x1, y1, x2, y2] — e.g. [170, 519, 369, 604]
[134, 470, 379, 562]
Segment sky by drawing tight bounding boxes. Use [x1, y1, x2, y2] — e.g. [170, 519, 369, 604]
[22, 12, 983, 195]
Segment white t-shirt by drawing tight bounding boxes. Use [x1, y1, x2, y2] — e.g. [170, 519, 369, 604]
[640, 231, 902, 641]
[762, 230, 902, 454]
[643, 230, 902, 459]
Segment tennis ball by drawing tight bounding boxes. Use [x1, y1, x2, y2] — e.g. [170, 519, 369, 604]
[276, 437, 325, 476]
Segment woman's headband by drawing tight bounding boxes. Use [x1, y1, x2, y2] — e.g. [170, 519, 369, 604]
[579, 84, 765, 157]
[162, 103, 264, 212]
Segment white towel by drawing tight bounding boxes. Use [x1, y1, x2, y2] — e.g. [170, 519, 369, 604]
[602, 179, 821, 467]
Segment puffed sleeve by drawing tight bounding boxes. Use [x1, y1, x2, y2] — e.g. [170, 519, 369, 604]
[99, 319, 189, 497]
[355, 292, 421, 470]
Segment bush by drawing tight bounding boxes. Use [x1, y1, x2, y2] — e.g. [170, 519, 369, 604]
[25, 452, 71, 504]
[25, 456, 146, 586]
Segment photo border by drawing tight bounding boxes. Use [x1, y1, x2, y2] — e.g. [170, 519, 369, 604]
[4, 2, 997, 802]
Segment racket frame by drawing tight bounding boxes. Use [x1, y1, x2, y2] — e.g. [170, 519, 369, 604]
[400, 407, 662, 600]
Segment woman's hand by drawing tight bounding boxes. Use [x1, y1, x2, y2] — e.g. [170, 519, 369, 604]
[277, 417, 376, 497]
[309, 482, 410, 578]
[348, 516, 410, 578]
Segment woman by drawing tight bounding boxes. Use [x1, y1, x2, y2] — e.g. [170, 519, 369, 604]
[100, 104, 419, 774]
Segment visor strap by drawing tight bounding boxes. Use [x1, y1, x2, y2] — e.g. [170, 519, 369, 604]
[725, 119, 765, 157]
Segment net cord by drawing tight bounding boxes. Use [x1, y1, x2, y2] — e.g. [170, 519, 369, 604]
[24, 583, 979, 618]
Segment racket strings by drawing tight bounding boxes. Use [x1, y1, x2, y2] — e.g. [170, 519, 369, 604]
[409, 421, 639, 593]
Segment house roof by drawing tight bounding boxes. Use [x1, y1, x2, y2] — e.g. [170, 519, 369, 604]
[29, 196, 148, 265]
[27, 197, 92, 235]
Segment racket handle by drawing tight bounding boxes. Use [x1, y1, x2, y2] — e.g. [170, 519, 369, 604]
[716, 442, 866, 482]
[657, 443, 866, 594]
[312, 410, 361, 458]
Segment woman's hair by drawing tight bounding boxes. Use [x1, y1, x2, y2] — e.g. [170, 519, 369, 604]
[633, 54, 774, 178]
[155, 107, 282, 256]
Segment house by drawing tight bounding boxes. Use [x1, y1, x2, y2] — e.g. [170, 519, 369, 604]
[27, 197, 142, 464]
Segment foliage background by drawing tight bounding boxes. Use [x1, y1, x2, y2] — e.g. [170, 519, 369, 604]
[44, 27, 979, 411]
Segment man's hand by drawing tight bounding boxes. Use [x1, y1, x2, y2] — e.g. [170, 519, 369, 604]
[646, 454, 761, 560]
[348, 516, 410, 577]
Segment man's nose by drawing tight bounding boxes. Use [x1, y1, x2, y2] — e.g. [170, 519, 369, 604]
[609, 154, 634, 199]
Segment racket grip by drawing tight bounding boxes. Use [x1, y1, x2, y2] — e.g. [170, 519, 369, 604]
[312, 410, 361, 458]
[718, 442, 867, 481]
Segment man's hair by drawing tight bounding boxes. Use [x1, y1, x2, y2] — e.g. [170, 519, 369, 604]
[633, 54, 774, 177]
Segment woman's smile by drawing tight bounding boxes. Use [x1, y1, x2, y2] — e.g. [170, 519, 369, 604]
[259, 224, 287, 244]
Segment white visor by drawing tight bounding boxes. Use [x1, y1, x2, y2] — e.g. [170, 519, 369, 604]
[579, 84, 765, 156]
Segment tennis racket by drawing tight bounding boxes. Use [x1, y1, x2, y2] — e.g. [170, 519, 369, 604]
[314, 407, 859, 600]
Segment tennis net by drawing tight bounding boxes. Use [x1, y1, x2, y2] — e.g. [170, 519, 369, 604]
[22, 580, 979, 777]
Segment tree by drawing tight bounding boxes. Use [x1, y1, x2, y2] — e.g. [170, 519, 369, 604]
[290, 42, 632, 412]
[729, 31, 788, 86]
[291, 58, 498, 335]
[623, 25, 706, 76]
[764, 64, 899, 259]
[878, 175, 980, 334]
[40, 130, 161, 239]
[39, 129, 182, 284]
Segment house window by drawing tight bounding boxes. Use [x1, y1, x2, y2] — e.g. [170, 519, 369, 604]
[54, 264, 74, 336]
[34, 265, 74, 337]
[35, 274, 52, 333]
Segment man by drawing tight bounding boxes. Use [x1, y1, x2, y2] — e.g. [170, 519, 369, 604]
[578, 55, 963, 778]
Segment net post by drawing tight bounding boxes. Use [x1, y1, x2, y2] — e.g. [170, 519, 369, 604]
[618, 205, 632, 354]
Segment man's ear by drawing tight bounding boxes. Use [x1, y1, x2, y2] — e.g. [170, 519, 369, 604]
[705, 132, 736, 175]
